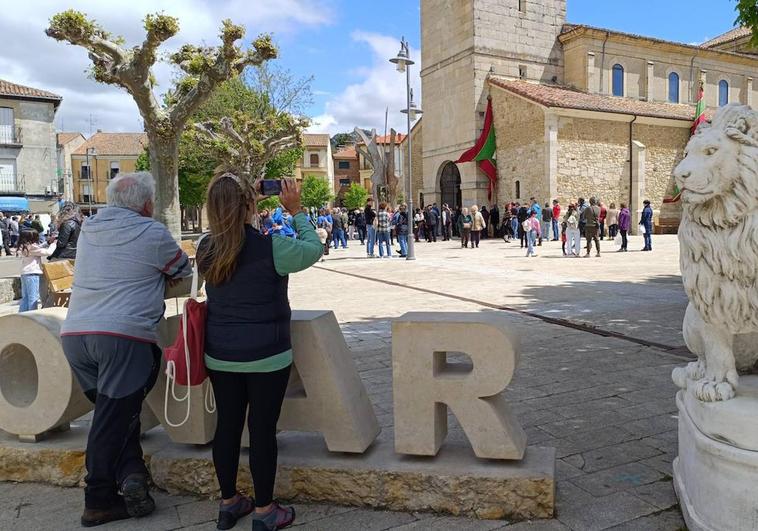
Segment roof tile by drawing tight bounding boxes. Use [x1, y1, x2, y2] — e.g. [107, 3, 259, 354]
[57, 132, 84, 146]
[333, 147, 357, 159]
[701, 27, 752, 48]
[488, 77, 712, 122]
[0, 79, 62, 102]
[302, 133, 330, 147]
[73, 132, 148, 156]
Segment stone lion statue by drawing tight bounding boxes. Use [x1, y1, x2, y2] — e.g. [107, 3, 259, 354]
[671, 103, 758, 401]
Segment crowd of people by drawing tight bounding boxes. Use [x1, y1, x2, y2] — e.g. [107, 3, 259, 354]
[296, 196, 655, 260]
[2, 204, 83, 312]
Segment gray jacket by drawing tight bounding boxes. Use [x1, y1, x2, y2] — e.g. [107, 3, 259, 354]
[61, 207, 192, 343]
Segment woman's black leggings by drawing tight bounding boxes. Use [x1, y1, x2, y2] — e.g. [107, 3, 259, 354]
[208, 365, 291, 507]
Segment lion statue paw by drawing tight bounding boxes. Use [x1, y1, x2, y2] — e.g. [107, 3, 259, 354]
[693, 379, 736, 402]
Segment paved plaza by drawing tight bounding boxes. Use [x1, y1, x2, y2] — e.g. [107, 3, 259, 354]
[1, 234, 688, 529]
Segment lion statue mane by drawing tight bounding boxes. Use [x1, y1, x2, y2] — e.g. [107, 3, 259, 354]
[671, 103, 758, 402]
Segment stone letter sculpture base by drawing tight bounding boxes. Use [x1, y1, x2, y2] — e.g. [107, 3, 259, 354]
[674, 376, 758, 531]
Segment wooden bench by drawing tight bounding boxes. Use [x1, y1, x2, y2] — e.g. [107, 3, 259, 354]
[42, 260, 75, 308]
[655, 217, 680, 235]
[180, 239, 197, 265]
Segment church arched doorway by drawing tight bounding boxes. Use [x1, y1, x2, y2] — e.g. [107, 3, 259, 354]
[439, 162, 461, 209]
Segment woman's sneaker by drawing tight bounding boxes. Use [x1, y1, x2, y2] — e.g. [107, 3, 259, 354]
[251, 502, 295, 530]
[217, 494, 254, 530]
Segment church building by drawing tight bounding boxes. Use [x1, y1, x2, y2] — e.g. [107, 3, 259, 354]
[418, 0, 757, 231]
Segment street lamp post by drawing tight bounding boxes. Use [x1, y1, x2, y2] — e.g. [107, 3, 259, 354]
[390, 37, 422, 261]
[85, 147, 97, 214]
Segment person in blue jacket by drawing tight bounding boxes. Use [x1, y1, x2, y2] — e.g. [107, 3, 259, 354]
[640, 199, 654, 251]
[270, 207, 295, 238]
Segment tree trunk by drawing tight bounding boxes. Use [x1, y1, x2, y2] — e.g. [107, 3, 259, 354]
[147, 130, 182, 240]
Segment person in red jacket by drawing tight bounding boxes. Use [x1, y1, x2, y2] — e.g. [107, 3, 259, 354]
[551, 200, 561, 241]
[598, 201, 608, 239]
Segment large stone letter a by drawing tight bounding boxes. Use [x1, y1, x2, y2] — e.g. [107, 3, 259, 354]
[277, 310, 380, 453]
[392, 312, 525, 459]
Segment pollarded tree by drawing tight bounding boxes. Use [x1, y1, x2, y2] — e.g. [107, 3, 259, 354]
[191, 77, 310, 183]
[45, 10, 277, 238]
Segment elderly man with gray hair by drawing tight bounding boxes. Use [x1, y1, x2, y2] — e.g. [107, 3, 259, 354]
[61, 172, 192, 527]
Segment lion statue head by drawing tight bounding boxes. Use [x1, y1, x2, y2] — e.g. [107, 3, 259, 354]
[674, 104, 758, 228]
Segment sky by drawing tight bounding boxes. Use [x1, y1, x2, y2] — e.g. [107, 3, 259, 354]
[0, 0, 744, 137]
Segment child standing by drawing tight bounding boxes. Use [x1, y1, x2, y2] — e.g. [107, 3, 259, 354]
[561, 221, 568, 256]
[18, 229, 53, 312]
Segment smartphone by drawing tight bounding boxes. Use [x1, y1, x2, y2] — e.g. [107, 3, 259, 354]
[260, 179, 282, 196]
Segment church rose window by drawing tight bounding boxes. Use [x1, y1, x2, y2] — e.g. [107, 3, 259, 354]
[668, 72, 679, 103]
[612, 64, 624, 97]
[719, 80, 729, 107]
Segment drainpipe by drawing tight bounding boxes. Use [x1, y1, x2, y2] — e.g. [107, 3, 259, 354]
[629, 115, 638, 207]
[598, 31, 610, 94]
[688, 54, 697, 103]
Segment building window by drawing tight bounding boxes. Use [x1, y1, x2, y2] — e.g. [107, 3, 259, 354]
[80, 183, 92, 203]
[110, 161, 120, 179]
[309, 153, 320, 166]
[612, 64, 624, 97]
[515, 180, 521, 198]
[518, 0, 526, 13]
[668, 72, 680, 103]
[518, 65, 527, 80]
[338, 160, 350, 170]
[81, 161, 91, 179]
[339, 178, 351, 188]
[0, 159, 15, 192]
[719, 80, 729, 106]
[0, 108, 14, 144]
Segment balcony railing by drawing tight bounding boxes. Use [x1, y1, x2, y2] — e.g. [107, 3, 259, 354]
[0, 126, 22, 146]
[0, 173, 24, 193]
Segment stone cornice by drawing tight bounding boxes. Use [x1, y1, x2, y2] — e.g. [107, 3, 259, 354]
[559, 26, 758, 67]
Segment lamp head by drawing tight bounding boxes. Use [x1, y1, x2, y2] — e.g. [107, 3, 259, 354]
[389, 37, 414, 72]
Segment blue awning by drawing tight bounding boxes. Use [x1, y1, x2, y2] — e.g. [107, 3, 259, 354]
[0, 196, 29, 212]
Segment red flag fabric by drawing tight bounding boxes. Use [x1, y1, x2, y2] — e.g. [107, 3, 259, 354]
[457, 97, 498, 201]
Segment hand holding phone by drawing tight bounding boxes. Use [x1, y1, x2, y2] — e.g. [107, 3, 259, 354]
[259, 179, 283, 196]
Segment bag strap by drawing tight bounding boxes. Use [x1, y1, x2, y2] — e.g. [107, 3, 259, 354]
[191, 233, 209, 300]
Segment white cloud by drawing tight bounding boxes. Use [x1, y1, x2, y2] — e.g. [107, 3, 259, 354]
[307, 31, 421, 136]
[0, 0, 333, 135]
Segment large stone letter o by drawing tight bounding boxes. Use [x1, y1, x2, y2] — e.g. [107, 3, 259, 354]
[0, 308, 92, 440]
[392, 312, 526, 459]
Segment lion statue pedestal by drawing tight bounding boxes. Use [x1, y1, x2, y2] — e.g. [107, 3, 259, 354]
[671, 103, 758, 530]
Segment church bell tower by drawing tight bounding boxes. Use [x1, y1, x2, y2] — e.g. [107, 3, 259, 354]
[420, 0, 566, 206]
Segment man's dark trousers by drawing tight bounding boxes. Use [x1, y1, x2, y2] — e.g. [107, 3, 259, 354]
[63, 335, 161, 510]
[585, 226, 600, 254]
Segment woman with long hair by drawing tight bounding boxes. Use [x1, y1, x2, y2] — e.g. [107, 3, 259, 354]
[17, 229, 53, 311]
[197, 175, 322, 531]
[49, 201, 82, 261]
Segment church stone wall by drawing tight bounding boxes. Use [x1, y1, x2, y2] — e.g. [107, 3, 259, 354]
[556, 118, 629, 206]
[635, 124, 688, 217]
[491, 90, 546, 204]
[421, 1, 478, 205]
[555, 118, 688, 214]
[401, 121, 424, 207]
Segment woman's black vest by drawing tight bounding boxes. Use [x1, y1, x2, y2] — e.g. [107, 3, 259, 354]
[202, 225, 291, 363]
